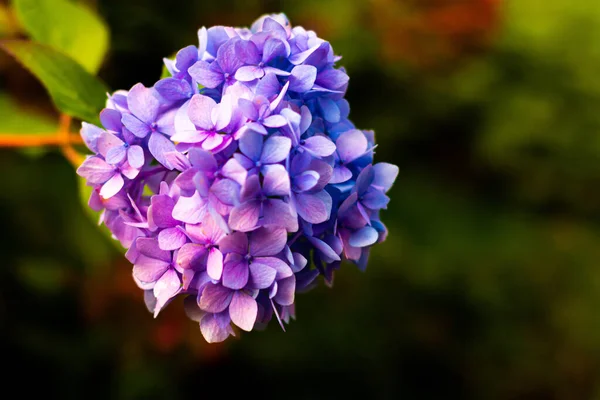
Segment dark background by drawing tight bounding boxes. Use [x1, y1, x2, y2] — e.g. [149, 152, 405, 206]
[2, 0, 600, 398]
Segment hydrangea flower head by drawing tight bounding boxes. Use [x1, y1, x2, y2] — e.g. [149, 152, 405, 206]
[77, 13, 399, 343]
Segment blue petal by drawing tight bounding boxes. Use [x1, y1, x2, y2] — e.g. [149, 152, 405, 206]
[348, 226, 378, 248]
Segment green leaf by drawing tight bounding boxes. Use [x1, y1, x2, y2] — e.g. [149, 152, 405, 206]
[0, 91, 57, 133]
[0, 40, 109, 123]
[12, 0, 109, 74]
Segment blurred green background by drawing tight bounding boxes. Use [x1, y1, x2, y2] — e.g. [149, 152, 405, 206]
[2, 0, 600, 398]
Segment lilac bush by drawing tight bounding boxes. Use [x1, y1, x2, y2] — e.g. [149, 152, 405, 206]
[77, 13, 398, 343]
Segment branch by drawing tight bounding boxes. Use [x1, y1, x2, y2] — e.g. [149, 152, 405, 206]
[0, 133, 84, 147]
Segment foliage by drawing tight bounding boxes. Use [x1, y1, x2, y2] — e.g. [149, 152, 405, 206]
[13, 0, 109, 74]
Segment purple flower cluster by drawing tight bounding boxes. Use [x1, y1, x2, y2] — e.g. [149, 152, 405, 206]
[77, 14, 398, 343]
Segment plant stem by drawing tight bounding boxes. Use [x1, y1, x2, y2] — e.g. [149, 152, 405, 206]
[0, 133, 84, 147]
[0, 114, 86, 167]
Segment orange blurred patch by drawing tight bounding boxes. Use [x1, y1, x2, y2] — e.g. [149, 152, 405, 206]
[371, 0, 502, 69]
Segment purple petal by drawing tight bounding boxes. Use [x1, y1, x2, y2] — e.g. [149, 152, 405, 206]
[77, 156, 115, 184]
[330, 165, 353, 184]
[318, 97, 340, 123]
[127, 83, 159, 125]
[239, 130, 263, 161]
[100, 173, 124, 199]
[295, 171, 319, 192]
[262, 164, 290, 197]
[273, 276, 295, 306]
[289, 44, 321, 65]
[170, 129, 205, 144]
[228, 200, 260, 232]
[289, 65, 317, 92]
[105, 145, 126, 165]
[127, 145, 144, 169]
[172, 191, 206, 224]
[307, 236, 341, 262]
[338, 192, 358, 215]
[361, 189, 390, 210]
[222, 259, 249, 290]
[205, 26, 230, 58]
[148, 132, 176, 169]
[229, 291, 257, 331]
[188, 148, 217, 171]
[200, 314, 233, 343]
[262, 199, 298, 232]
[218, 231, 249, 255]
[155, 78, 193, 102]
[240, 174, 261, 202]
[221, 158, 247, 186]
[97, 131, 125, 158]
[262, 38, 287, 62]
[238, 98, 259, 121]
[311, 159, 333, 189]
[349, 226, 378, 248]
[303, 135, 336, 157]
[296, 191, 332, 224]
[299, 105, 312, 134]
[260, 136, 291, 164]
[201, 133, 224, 151]
[133, 255, 170, 283]
[175, 45, 199, 71]
[336, 129, 368, 163]
[315, 68, 349, 90]
[188, 60, 223, 89]
[174, 99, 196, 134]
[210, 178, 240, 206]
[213, 94, 233, 131]
[80, 122, 104, 153]
[216, 38, 245, 73]
[199, 283, 233, 313]
[120, 163, 139, 180]
[372, 162, 399, 192]
[234, 153, 254, 171]
[174, 168, 196, 192]
[292, 252, 308, 273]
[254, 256, 293, 279]
[188, 94, 216, 130]
[262, 114, 287, 128]
[270, 81, 289, 111]
[153, 268, 181, 315]
[235, 65, 263, 82]
[255, 72, 281, 99]
[148, 194, 176, 229]
[248, 263, 277, 289]
[136, 237, 172, 261]
[356, 164, 375, 194]
[249, 226, 287, 257]
[207, 247, 224, 280]
[99, 109, 123, 133]
[158, 227, 187, 250]
[176, 243, 206, 270]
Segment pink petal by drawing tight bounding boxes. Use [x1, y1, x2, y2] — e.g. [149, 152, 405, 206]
[207, 247, 224, 280]
[229, 291, 258, 331]
[153, 268, 181, 316]
[99, 173, 124, 199]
